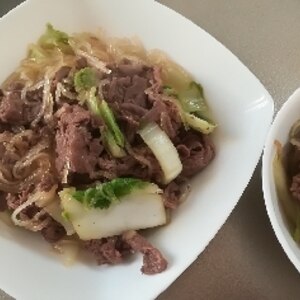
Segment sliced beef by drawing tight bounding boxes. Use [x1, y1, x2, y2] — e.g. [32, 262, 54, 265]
[26, 87, 43, 103]
[94, 143, 163, 183]
[163, 182, 182, 209]
[103, 60, 154, 108]
[122, 230, 167, 275]
[177, 130, 215, 178]
[41, 219, 66, 243]
[55, 104, 103, 181]
[83, 237, 129, 265]
[6, 186, 41, 221]
[38, 173, 57, 192]
[291, 174, 300, 201]
[0, 91, 41, 126]
[124, 75, 148, 106]
[6, 187, 37, 219]
[103, 60, 182, 141]
[142, 98, 181, 139]
[0, 191, 7, 211]
[6, 187, 32, 211]
[118, 103, 147, 119]
[0, 92, 23, 124]
[4, 82, 24, 92]
[119, 145, 163, 183]
[76, 57, 88, 69]
[7, 185, 65, 242]
[97, 154, 117, 179]
[54, 66, 71, 83]
[103, 76, 131, 104]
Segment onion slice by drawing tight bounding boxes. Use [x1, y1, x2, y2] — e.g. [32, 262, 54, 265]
[138, 122, 182, 184]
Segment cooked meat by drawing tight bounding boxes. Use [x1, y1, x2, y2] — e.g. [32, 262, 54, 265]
[122, 230, 167, 274]
[0, 191, 7, 212]
[291, 174, 300, 201]
[76, 57, 88, 69]
[177, 131, 215, 178]
[54, 66, 71, 83]
[83, 237, 127, 265]
[103, 61, 182, 143]
[41, 219, 66, 243]
[26, 87, 43, 103]
[163, 182, 182, 209]
[0, 92, 41, 126]
[38, 174, 57, 192]
[6, 187, 32, 211]
[55, 104, 103, 181]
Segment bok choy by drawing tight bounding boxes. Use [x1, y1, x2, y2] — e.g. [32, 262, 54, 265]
[138, 122, 182, 184]
[59, 178, 166, 240]
[28, 23, 72, 60]
[164, 82, 216, 134]
[74, 67, 125, 157]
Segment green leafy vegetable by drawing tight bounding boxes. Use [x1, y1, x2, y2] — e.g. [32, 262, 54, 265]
[178, 81, 212, 122]
[59, 182, 165, 240]
[184, 112, 216, 134]
[99, 100, 125, 147]
[61, 211, 71, 221]
[27, 23, 72, 61]
[73, 68, 125, 156]
[71, 178, 149, 209]
[74, 67, 97, 93]
[163, 81, 216, 134]
[101, 127, 126, 158]
[28, 45, 47, 60]
[86, 87, 101, 116]
[163, 85, 177, 97]
[39, 23, 70, 51]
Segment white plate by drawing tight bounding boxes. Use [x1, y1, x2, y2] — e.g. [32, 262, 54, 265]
[0, 0, 274, 299]
[263, 88, 300, 274]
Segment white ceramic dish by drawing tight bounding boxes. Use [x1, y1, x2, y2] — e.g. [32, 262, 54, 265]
[263, 88, 300, 274]
[0, 0, 274, 299]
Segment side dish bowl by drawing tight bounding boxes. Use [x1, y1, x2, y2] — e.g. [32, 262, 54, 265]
[263, 88, 300, 274]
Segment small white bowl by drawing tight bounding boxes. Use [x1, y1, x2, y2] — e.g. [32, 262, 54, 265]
[263, 88, 300, 273]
